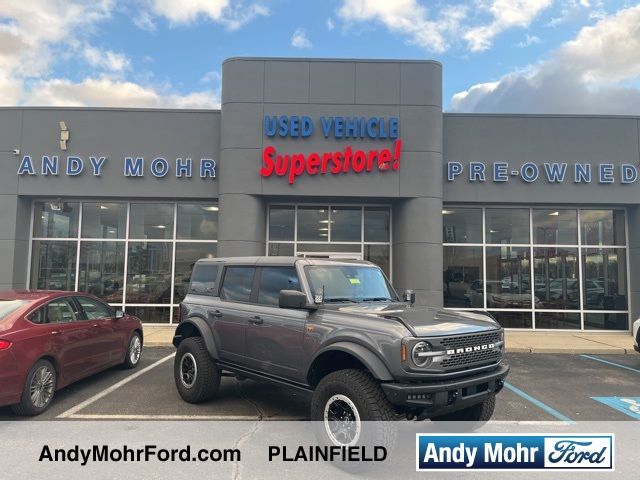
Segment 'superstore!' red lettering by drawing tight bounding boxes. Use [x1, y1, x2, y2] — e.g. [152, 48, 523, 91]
[260, 139, 402, 185]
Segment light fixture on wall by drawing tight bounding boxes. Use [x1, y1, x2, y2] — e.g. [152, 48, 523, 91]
[548, 211, 560, 216]
[59, 121, 69, 150]
[201, 206, 219, 212]
[48, 199, 64, 211]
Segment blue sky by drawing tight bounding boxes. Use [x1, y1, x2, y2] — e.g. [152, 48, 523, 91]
[1, 1, 639, 113]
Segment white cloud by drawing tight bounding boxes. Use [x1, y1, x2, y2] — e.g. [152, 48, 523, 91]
[0, 0, 221, 108]
[82, 45, 131, 72]
[327, 17, 335, 31]
[451, 5, 640, 114]
[200, 70, 221, 84]
[25, 77, 220, 109]
[133, 10, 157, 32]
[291, 28, 312, 49]
[338, 0, 467, 53]
[516, 34, 541, 47]
[464, 0, 552, 52]
[142, 0, 268, 30]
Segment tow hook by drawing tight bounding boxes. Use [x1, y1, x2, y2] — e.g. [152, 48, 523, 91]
[447, 390, 458, 405]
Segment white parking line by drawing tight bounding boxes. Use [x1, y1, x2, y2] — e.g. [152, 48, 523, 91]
[66, 414, 306, 420]
[57, 353, 176, 419]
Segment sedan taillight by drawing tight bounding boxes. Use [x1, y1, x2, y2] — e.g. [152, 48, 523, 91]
[0, 340, 11, 350]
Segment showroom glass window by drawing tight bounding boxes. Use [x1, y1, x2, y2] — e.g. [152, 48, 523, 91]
[266, 205, 392, 278]
[31, 201, 218, 324]
[442, 206, 628, 331]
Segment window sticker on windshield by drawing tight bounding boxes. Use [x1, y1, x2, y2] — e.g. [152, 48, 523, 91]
[349, 277, 361, 285]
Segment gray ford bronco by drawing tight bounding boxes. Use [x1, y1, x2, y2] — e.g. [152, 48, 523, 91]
[173, 257, 509, 431]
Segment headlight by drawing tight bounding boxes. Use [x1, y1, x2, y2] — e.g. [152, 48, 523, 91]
[411, 341, 432, 367]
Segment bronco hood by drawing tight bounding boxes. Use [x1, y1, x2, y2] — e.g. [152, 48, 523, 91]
[336, 303, 500, 337]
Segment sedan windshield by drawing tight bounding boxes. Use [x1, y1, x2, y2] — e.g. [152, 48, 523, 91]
[305, 265, 397, 303]
[0, 300, 27, 322]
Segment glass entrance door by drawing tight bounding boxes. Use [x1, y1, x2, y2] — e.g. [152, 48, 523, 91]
[266, 205, 392, 278]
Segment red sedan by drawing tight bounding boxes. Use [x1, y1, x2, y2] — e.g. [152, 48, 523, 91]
[0, 291, 143, 416]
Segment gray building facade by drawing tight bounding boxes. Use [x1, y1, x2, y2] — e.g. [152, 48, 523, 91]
[1, 57, 637, 331]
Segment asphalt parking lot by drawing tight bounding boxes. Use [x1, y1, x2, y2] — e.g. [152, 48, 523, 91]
[1, 348, 638, 422]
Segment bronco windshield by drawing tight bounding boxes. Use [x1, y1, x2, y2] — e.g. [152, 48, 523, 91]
[304, 265, 398, 303]
[0, 300, 27, 322]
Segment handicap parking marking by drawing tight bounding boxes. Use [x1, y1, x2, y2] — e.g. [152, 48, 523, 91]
[581, 354, 640, 374]
[57, 352, 176, 419]
[592, 397, 640, 420]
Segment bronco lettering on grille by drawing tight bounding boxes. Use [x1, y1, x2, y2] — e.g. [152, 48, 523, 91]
[446, 343, 495, 355]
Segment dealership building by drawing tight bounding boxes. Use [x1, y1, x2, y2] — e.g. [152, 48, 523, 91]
[1, 56, 638, 331]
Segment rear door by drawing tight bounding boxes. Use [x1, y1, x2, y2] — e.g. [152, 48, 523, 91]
[28, 297, 104, 383]
[215, 266, 257, 365]
[245, 266, 308, 380]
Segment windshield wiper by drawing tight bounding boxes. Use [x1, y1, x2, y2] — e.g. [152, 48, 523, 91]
[323, 298, 359, 303]
[360, 297, 394, 302]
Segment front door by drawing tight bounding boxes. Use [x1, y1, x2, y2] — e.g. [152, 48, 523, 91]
[75, 296, 123, 364]
[244, 266, 307, 381]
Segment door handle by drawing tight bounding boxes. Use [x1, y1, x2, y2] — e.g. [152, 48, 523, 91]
[92, 324, 100, 328]
[51, 331, 61, 335]
[209, 310, 223, 319]
[248, 316, 263, 325]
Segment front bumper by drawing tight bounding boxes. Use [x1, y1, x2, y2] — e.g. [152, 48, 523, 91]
[381, 363, 510, 414]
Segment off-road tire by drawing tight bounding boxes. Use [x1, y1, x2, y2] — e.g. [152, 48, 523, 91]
[174, 337, 220, 403]
[431, 394, 496, 422]
[311, 369, 396, 449]
[12, 359, 57, 416]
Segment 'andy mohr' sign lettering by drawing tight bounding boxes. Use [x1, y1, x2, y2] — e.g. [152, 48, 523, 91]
[16, 155, 216, 179]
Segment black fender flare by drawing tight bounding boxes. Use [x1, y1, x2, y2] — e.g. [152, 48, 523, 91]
[310, 342, 394, 381]
[173, 316, 219, 360]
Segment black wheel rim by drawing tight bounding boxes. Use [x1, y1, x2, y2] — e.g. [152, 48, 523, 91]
[323, 394, 361, 445]
[179, 353, 197, 389]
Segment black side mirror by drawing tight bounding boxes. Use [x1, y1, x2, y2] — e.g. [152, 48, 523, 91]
[403, 289, 416, 305]
[279, 290, 314, 310]
[115, 310, 125, 319]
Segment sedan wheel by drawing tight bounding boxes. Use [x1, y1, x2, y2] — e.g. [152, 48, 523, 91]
[129, 335, 142, 365]
[12, 359, 57, 416]
[122, 332, 142, 369]
[30, 365, 55, 408]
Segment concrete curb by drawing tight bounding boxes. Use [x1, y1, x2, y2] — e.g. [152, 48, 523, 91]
[143, 327, 635, 354]
[506, 347, 631, 354]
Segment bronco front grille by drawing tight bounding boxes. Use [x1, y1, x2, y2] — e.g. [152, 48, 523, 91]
[440, 349, 502, 369]
[440, 331, 501, 350]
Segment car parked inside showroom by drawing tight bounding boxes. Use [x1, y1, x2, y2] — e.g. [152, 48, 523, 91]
[0, 291, 143, 416]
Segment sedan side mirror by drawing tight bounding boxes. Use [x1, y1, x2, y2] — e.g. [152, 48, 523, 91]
[115, 310, 125, 319]
[279, 290, 315, 310]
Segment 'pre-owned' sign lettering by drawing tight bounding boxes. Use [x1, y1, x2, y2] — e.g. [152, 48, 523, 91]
[260, 115, 402, 185]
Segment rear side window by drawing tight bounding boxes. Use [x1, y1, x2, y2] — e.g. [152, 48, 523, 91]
[220, 267, 255, 302]
[29, 298, 79, 324]
[189, 264, 220, 296]
[257, 267, 301, 306]
[0, 300, 26, 322]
